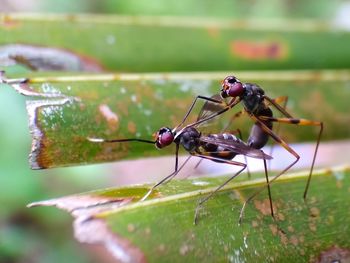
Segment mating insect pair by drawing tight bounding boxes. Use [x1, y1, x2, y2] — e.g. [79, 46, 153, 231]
[89, 75, 323, 224]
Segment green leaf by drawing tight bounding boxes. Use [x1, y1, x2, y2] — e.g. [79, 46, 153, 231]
[28, 166, 350, 262]
[2, 70, 350, 169]
[104, 0, 340, 20]
[2, 14, 350, 72]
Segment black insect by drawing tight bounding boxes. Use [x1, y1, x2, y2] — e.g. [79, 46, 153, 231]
[89, 111, 273, 224]
[176, 76, 323, 221]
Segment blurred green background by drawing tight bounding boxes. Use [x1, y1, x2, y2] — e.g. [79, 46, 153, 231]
[1, 1, 350, 262]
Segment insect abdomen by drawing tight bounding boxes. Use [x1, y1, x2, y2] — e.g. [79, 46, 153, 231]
[248, 107, 273, 149]
[202, 134, 238, 161]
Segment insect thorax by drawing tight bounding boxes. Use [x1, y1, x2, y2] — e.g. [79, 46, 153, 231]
[242, 83, 265, 113]
[177, 127, 201, 152]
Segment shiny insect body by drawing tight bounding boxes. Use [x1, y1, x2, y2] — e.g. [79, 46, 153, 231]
[177, 76, 323, 220]
[0, 71, 274, 223]
[89, 117, 273, 223]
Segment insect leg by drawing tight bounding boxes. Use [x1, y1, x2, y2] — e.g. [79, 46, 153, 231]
[239, 115, 301, 223]
[140, 143, 180, 201]
[262, 154, 274, 219]
[174, 95, 225, 130]
[192, 153, 247, 225]
[258, 116, 323, 199]
[267, 96, 289, 169]
[238, 153, 274, 224]
[264, 95, 293, 118]
[187, 97, 241, 129]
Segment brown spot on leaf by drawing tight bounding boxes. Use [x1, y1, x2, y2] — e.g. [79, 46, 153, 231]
[252, 220, 259, 228]
[230, 40, 288, 61]
[128, 121, 137, 134]
[316, 246, 350, 263]
[279, 230, 289, 246]
[144, 227, 151, 235]
[254, 199, 276, 216]
[277, 212, 285, 221]
[287, 226, 294, 233]
[179, 244, 193, 256]
[309, 222, 317, 232]
[127, 224, 136, 233]
[157, 244, 166, 253]
[290, 235, 299, 246]
[269, 224, 278, 236]
[310, 207, 320, 218]
[336, 180, 343, 189]
[269, 224, 288, 245]
[308, 206, 320, 232]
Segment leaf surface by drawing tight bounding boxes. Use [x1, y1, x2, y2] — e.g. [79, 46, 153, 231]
[29, 166, 350, 263]
[2, 70, 350, 169]
[2, 14, 350, 72]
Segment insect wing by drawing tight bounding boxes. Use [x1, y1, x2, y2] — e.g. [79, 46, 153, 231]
[196, 94, 226, 122]
[199, 136, 272, 160]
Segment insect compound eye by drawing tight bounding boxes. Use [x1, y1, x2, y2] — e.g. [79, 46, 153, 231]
[155, 127, 174, 149]
[221, 76, 244, 98]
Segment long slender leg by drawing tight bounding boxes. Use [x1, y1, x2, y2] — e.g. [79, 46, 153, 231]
[174, 95, 225, 130]
[211, 96, 287, 136]
[264, 95, 293, 118]
[186, 97, 241, 129]
[267, 96, 289, 169]
[238, 114, 301, 223]
[262, 154, 274, 219]
[261, 96, 322, 199]
[258, 116, 323, 198]
[237, 152, 274, 225]
[193, 153, 247, 225]
[140, 143, 181, 201]
[229, 127, 251, 179]
[216, 110, 245, 134]
[267, 96, 289, 108]
[237, 129, 251, 179]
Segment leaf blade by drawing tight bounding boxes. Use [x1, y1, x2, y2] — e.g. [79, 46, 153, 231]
[29, 166, 350, 262]
[2, 14, 350, 72]
[3, 69, 350, 168]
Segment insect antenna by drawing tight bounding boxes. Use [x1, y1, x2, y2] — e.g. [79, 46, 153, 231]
[87, 137, 155, 144]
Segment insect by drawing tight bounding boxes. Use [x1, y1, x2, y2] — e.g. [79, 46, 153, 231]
[89, 109, 274, 224]
[177, 76, 323, 221]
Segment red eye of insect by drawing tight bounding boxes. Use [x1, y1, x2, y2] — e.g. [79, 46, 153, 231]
[222, 76, 244, 98]
[159, 132, 174, 146]
[227, 82, 244, 97]
[155, 127, 174, 148]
